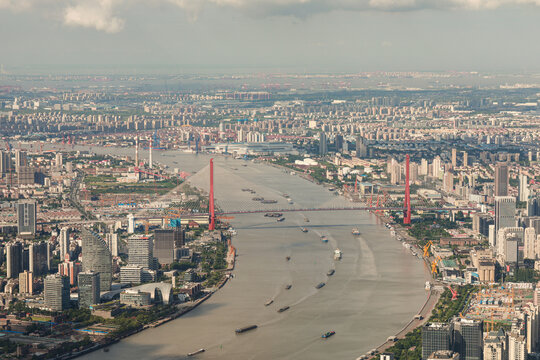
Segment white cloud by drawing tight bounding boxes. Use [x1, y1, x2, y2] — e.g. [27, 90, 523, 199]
[64, 0, 125, 33]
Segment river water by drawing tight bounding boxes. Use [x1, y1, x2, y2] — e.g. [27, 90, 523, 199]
[55, 146, 429, 360]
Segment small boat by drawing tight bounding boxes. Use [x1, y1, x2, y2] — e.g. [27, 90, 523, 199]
[334, 249, 342, 260]
[252, 197, 264, 201]
[321, 331, 335, 339]
[321, 236, 328, 243]
[327, 269, 335, 276]
[277, 217, 285, 222]
[265, 299, 274, 306]
[103, 348, 110, 353]
[261, 199, 277, 204]
[235, 325, 258, 334]
[278, 306, 290, 313]
[301, 227, 308, 233]
[285, 284, 292, 290]
[187, 349, 206, 356]
[286, 256, 291, 261]
[315, 282, 325, 289]
[304, 218, 310, 222]
[352, 228, 360, 236]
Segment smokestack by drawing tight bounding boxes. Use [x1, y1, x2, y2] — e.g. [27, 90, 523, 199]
[135, 137, 139, 167]
[149, 138, 153, 169]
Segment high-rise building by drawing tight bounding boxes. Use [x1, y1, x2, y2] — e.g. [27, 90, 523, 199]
[508, 332, 526, 360]
[453, 318, 483, 360]
[494, 164, 509, 197]
[55, 152, 63, 168]
[106, 233, 119, 257]
[29, 242, 49, 275]
[433, 156, 443, 179]
[422, 323, 454, 360]
[128, 235, 153, 269]
[154, 229, 184, 265]
[0, 150, 12, 174]
[319, 132, 328, 155]
[6, 242, 23, 279]
[451, 148, 457, 168]
[58, 257, 82, 286]
[14, 150, 27, 170]
[127, 214, 135, 234]
[518, 174, 529, 202]
[17, 199, 36, 236]
[527, 197, 540, 217]
[444, 171, 454, 193]
[524, 227, 537, 260]
[356, 135, 368, 158]
[462, 151, 469, 167]
[44, 274, 70, 311]
[59, 227, 71, 261]
[495, 196, 516, 232]
[18, 270, 33, 294]
[78, 271, 100, 309]
[81, 229, 112, 291]
[483, 329, 506, 360]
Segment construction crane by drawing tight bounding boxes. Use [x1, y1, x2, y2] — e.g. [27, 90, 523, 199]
[431, 261, 438, 274]
[423, 240, 433, 258]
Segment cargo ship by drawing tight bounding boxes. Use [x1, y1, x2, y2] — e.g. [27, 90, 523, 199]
[235, 325, 258, 334]
[278, 306, 290, 313]
[315, 282, 325, 289]
[187, 349, 206, 356]
[334, 249, 342, 260]
[327, 269, 335, 276]
[321, 331, 335, 339]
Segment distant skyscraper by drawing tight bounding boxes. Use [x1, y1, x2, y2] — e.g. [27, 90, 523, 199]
[422, 323, 454, 360]
[81, 229, 112, 291]
[518, 174, 529, 202]
[495, 196, 516, 232]
[524, 227, 536, 260]
[356, 135, 368, 158]
[494, 164, 509, 197]
[14, 150, 27, 170]
[18, 270, 33, 294]
[0, 150, 12, 174]
[319, 132, 328, 155]
[6, 242, 23, 279]
[29, 241, 49, 275]
[106, 233, 119, 257]
[452, 318, 483, 360]
[462, 151, 469, 167]
[17, 199, 36, 236]
[128, 235, 153, 269]
[78, 271, 100, 309]
[154, 229, 184, 265]
[44, 274, 70, 311]
[451, 148, 457, 168]
[59, 227, 70, 261]
[443, 171, 454, 193]
[55, 152, 63, 168]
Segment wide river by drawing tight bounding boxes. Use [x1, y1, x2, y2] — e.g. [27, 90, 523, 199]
[54, 146, 429, 360]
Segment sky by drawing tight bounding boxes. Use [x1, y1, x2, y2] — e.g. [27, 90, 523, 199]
[1, 0, 540, 73]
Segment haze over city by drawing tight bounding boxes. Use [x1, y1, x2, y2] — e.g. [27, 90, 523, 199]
[2, 0, 540, 72]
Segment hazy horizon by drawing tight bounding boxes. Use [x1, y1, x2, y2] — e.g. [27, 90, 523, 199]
[1, 1, 540, 74]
